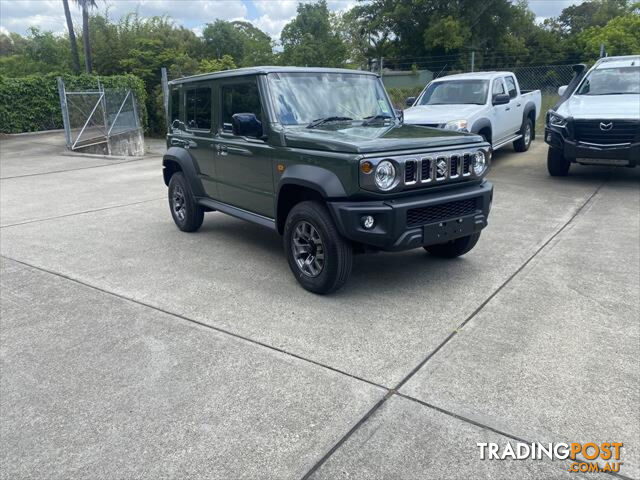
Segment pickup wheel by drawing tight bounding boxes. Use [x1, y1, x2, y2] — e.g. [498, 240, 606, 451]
[284, 201, 353, 294]
[547, 147, 570, 176]
[424, 232, 481, 258]
[168, 172, 204, 232]
[513, 118, 532, 152]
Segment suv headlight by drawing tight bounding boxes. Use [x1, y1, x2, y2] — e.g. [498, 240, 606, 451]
[374, 160, 397, 191]
[444, 119, 468, 131]
[473, 150, 488, 176]
[548, 112, 567, 128]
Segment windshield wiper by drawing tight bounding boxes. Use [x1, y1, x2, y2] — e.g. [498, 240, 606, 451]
[361, 114, 394, 126]
[306, 116, 353, 128]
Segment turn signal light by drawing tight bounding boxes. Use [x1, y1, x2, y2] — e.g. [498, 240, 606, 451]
[361, 161, 373, 174]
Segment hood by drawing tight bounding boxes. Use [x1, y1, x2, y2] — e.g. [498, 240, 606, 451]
[557, 94, 640, 120]
[283, 123, 482, 154]
[403, 104, 485, 125]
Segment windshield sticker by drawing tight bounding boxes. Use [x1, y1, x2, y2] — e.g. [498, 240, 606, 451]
[379, 100, 390, 113]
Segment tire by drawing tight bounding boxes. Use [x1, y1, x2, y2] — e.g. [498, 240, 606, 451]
[424, 232, 481, 258]
[168, 172, 204, 232]
[514, 118, 532, 152]
[284, 201, 353, 294]
[547, 147, 570, 176]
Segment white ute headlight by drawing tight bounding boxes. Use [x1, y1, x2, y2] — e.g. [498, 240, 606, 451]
[444, 119, 468, 131]
[473, 150, 488, 176]
[374, 160, 396, 191]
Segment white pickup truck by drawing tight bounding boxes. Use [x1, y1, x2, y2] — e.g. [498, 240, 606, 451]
[403, 72, 541, 152]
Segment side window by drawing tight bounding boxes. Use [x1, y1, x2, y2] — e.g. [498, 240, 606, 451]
[504, 76, 517, 98]
[170, 89, 181, 124]
[221, 81, 262, 134]
[492, 79, 505, 96]
[185, 87, 212, 131]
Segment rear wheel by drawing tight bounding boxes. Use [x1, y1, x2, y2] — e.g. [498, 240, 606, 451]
[168, 172, 204, 232]
[547, 147, 570, 176]
[284, 201, 353, 294]
[424, 232, 481, 258]
[514, 118, 532, 152]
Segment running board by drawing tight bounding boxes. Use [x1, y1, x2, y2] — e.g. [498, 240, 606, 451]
[493, 134, 522, 150]
[197, 198, 277, 231]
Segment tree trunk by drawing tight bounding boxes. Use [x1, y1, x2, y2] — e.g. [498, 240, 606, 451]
[62, 0, 81, 73]
[82, 3, 92, 73]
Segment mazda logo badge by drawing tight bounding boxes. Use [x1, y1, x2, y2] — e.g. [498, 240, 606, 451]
[599, 122, 613, 131]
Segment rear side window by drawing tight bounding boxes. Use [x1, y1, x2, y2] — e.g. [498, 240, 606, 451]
[170, 89, 180, 124]
[492, 79, 505, 96]
[185, 87, 212, 131]
[221, 81, 262, 132]
[504, 76, 517, 98]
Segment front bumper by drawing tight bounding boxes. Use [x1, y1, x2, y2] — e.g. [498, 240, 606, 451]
[328, 181, 493, 251]
[545, 125, 640, 167]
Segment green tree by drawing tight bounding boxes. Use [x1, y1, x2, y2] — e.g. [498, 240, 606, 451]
[577, 14, 640, 58]
[556, 0, 633, 34]
[75, 0, 98, 73]
[202, 20, 273, 66]
[280, 0, 347, 67]
[62, 0, 81, 73]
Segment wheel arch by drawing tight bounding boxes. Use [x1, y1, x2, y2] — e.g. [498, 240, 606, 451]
[471, 118, 492, 144]
[276, 165, 347, 234]
[522, 102, 537, 139]
[162, 147, 205, 197]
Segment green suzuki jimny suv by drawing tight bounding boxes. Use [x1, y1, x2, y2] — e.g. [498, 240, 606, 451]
[163, 67, 493, 294]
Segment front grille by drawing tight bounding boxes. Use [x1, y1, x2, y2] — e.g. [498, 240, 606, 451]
[573, 120, 639, 145]
[405, 160, 417, 183]
[450, 155, 459, 177]
[406, 198, 479, 227]
[421, 158, 432, 182]
[462, 154, 472, 175]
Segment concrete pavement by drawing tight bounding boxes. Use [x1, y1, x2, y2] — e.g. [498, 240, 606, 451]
[1, 132, 638, 479]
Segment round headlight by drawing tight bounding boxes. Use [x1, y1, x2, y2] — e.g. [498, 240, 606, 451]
[374, 160, 396, 191]
[473, 151, 487, 176]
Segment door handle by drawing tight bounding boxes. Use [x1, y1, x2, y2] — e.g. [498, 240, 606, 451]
[215, 144, 228, 156]
[505, 107, 511, 111]
[517, 103, 522, 107]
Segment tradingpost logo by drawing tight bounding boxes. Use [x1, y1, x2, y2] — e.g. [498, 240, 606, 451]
[477, 442, 624, 474]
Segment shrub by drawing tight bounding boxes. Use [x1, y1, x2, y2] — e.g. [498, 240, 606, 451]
[0, 73, 147, 134]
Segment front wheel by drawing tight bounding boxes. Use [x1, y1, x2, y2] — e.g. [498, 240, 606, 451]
[424, 232, 481, 258]
[514, 118, 532, 152]
[284, 201, 353, 294]
[547, 147, 570, 176]
[168, 172, 204, 232]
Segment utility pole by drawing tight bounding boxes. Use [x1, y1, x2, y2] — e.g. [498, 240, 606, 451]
[379, 57, 384, 76]
[470, 51, 475, 72]
[599, 43, 605, 58]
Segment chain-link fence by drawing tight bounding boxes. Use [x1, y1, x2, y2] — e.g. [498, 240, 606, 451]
[57, 77, 143, 156]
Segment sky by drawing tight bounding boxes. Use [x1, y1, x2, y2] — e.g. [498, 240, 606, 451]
[0, 0, 583, 40]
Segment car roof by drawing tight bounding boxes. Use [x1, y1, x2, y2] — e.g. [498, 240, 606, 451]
[594, 55, 640, 70]
[431, 71, 513, 82]
[169, 66, 378, 85]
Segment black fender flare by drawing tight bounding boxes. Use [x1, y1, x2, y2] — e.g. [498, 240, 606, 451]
[521, 102, 537, 138]
[470, 118, 492, 141]
[275, 164, 348, 231]
[277, 164, 347, 199]
[162, 146, 205, 197]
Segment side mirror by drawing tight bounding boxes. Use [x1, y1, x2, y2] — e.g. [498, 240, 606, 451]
[558, 85, 568, 96]
[492, 93, 510, 106]
[395, 109, 404, 123]
[405, 97, 416, 107]
[231, 113, 263, 138]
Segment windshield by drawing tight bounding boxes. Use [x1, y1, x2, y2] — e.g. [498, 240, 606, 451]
[417, 80, 489, 105]
[576, 66, 640, 95]
[267, 72, 394, 126]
